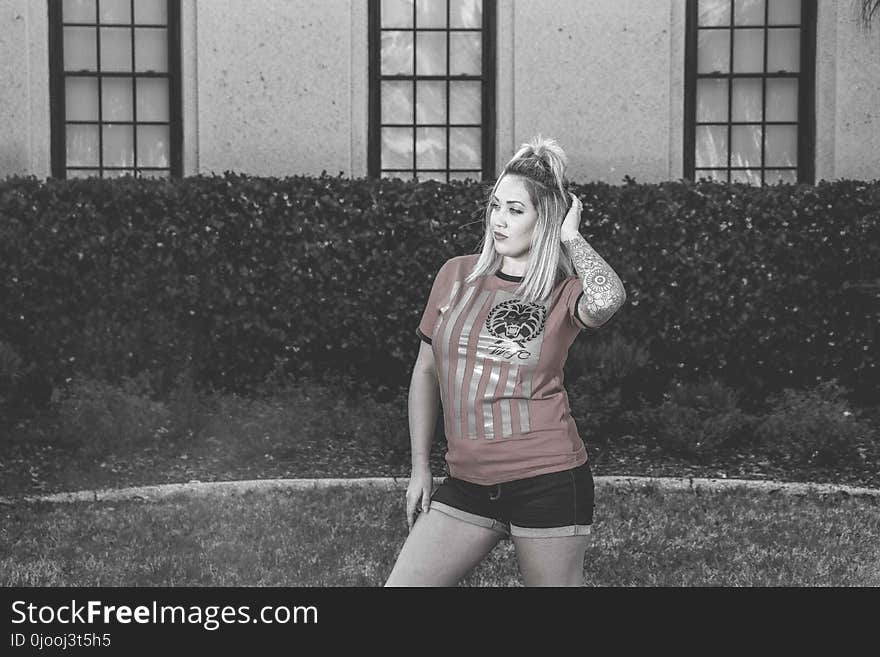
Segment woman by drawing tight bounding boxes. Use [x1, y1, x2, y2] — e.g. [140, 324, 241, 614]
[384, 135, 627, 587]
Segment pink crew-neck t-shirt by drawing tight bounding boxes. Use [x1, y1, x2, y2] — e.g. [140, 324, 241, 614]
[416, 254, 599, 485]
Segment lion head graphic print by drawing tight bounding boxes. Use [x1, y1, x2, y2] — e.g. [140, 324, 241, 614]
[484, 298, 546, 363]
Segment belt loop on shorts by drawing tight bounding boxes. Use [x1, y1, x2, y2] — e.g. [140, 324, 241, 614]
[488, 483, 501, 501]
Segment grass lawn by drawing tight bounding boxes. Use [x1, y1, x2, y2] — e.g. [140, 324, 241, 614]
[2, 483, 879, 587]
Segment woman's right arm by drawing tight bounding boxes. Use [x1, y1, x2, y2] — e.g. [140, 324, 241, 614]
[405, 341, 440, 530]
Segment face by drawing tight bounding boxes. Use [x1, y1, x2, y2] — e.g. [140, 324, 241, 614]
[490, 175, 538, 258]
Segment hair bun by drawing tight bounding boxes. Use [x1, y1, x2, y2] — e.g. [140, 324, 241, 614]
[510, 133, 568, 195]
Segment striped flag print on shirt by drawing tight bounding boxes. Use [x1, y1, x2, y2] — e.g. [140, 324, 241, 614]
[416, 254, 594, 485]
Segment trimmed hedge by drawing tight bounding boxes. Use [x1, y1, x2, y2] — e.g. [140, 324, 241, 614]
[0, 172, 878, 407]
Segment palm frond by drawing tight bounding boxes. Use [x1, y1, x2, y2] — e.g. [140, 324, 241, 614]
[860, 0, 880, 27]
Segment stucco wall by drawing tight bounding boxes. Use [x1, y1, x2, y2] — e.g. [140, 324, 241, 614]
[510, 0, 677, 183]
[0, 0, 877, 183]
[829, 4, 880, 181]
[0, 0, 49, 177]
[196, 0, 354, 177]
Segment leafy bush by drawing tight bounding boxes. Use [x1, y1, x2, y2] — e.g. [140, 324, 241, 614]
[626, 378, 756, 460]
[55, 376, 171, 454]
[0, 341, 22, 411]
[1, 174, 878, 403]
[568, 333, 653, 443]
[754, 379, 875, 468]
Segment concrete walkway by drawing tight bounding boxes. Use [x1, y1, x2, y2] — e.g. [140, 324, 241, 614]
[1, 474, 879, 505]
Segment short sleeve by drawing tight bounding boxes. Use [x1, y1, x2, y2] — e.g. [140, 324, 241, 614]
[416, 259, 455, 345]
[561, 276, 598, 331]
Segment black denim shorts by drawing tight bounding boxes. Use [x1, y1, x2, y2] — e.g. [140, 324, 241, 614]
[427, 461, 594, 539]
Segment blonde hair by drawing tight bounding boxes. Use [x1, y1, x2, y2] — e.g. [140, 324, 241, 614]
[465, 134, 576, 305]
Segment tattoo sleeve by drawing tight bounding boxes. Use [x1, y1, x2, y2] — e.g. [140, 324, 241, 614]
[561, 232, 626, 327]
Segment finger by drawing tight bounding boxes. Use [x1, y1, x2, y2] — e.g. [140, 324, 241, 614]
[421, 488, 431, 513]
[406, 497, 416, 531]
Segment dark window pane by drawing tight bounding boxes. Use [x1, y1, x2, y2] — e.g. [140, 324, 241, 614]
[63, 0, 96, 23]
[694, 169, 728, 182]
[99, 0, 131, 24]
[382, 127, 414, 168]
[698, 0, 730, 26]
[697, 28, 730, 74]
[136, 77, 170, 122]
[415, 80, 446, 124]
[100, 27, 133, 72]
[768, 28, 800, 72]
[103, 169, 135, 178]
[134, 0, 168, 25]
[764, 125, 797, 167]
[765, 169, 797, 184]
[731, 125, 762, 168]
[381, 31, 414, 75]
[449, 31, 481, 75]
[381, 0, 414, 28]
[695, 125, 728, 168]
[63, 27, 98, 71]
[137, 125, 170, 167]
[450, 0, 481, 28]
[67, 168, 100, 178]
[415, 31, 446, 75]
[449, 127, 480, 168]
[765, 78, 798, 122]
[416, 127, 446, 168]
[769, 0, 800, 25]
[696, 78, 728, 122]
[731, 168, 761, 184]
[417, 0, 447, 28]
[139, 169, 170, 179]
[383, 80, 415, 124]
[732, 29, 764, 74]
[449, 80, 480, 124]
[65, 77, 99, 120]
[135, 27, 168, 72]
[417, 170, 447, 183]
[102, 124, 135, 167]
[66, 125, 100, 166]
[102, 77, 134, 121]
[730, 77, 762, 122]
[733, 0, 765, 26]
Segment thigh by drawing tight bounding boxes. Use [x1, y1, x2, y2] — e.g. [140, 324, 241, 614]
[512, 534, 592, 587]
[384, 508, 506, 587]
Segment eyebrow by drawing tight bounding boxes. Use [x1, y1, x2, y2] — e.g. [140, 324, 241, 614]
[491, 195, 525, 206]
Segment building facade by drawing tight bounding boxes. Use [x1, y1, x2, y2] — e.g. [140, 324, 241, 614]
[1, 0, 878, 184]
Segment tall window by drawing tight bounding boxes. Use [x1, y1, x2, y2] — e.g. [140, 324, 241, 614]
[369, 0, 496, 182]
[684, 0, 816, 184]
[49, 0, 182, 178]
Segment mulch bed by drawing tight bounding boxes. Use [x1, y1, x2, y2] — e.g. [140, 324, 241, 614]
[1, 431, 877, 499]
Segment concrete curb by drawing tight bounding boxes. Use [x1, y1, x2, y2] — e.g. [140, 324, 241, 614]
[1, 475, 879, 505]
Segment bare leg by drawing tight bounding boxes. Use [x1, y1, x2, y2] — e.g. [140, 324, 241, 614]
[385, 509, 506, 587]
[512, 535, 591, 587]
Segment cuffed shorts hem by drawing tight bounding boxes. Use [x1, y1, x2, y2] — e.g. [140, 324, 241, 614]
[428, 502, 593, 539]
[427, 501, 511, 537]
[509, 523, 592, 538]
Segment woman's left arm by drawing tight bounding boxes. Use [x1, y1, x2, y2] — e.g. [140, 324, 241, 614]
[560, 194, 627, 329]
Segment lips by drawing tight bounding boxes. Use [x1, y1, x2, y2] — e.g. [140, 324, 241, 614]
[493, 232, 507, 240]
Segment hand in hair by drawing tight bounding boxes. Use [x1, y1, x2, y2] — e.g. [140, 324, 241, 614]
[560, 192, 583, 241]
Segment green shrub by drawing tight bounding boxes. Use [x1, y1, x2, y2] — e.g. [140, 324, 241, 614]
[754, 379, 874, 468]
[56, 376, 171, 454]
[568, 334, 654, 443]
[632, 378, 756, 459]
[566, 331, 649, 387]
[1, 174, 878, 402]
[0, 341, 22, 410]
